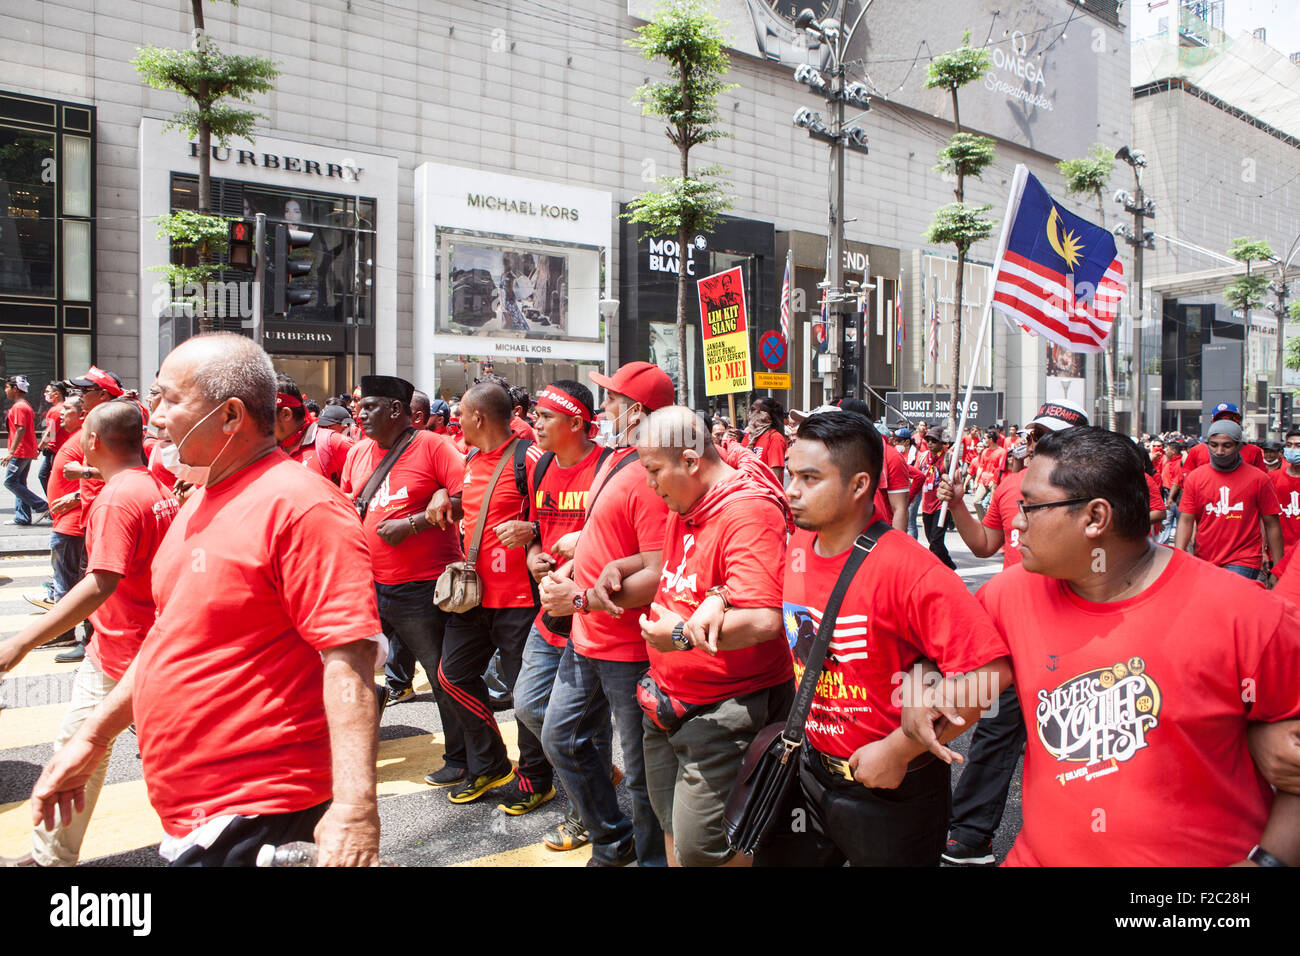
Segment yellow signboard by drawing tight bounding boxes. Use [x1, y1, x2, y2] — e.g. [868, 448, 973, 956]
[754, 372, 791, 390]
[697, 266, 752, 396]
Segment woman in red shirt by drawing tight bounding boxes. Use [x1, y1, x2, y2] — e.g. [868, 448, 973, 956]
[742, 397, 789, 485]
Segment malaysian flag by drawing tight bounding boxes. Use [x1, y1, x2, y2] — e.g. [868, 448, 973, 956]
[779, 251, 792, 346]
[991, 166, 1126, 353]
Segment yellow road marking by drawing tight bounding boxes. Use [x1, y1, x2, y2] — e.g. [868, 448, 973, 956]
[452, 840, 592, 867]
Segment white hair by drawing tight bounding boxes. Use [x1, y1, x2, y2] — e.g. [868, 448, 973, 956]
[189, 333, 277, 436]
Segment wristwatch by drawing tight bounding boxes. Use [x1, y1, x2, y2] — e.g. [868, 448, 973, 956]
[1249, 845, 1288, 867]
[572, 590, 590, 614]
[671, 622, 691, 651]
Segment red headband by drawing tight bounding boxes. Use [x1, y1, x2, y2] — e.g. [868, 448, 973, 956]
[276, 392, 303, 409]
[536, 387, 591, 423]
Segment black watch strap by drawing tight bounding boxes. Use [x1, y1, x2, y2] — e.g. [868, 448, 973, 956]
[1249, 845, 1288, 867]
[671, 622, 690, 650]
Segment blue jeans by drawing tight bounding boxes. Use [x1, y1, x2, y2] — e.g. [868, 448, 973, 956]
[1222, 563, 1261, 581]
[541, 645, 666, 867]
[374, 579, 466, 771]
[50, 531, 90, 645]
[384, 632, 416, 691]
[907, 493, 921, 539]
[514, 625, 613, 772]
[5, 458, 47, 524]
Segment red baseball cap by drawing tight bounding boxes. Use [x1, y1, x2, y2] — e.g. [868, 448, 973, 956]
[69, 365, 124, 397]
[589, 361, 674, 412]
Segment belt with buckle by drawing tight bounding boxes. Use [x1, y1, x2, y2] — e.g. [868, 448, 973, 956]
[819, 751, 855, 782]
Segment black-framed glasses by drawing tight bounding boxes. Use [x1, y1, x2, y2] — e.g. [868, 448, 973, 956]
[1017, 497, 1091, 519]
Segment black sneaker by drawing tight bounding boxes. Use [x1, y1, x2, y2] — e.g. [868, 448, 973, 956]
[385, 686, 414, 706]
[424, 764, 467, 788]
[941, 838, 996, 866]
[586, 842, 637, 867]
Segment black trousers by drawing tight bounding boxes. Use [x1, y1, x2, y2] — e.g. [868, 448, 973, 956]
[169, 801, 330, 867]
[948, 685, 1026, 847]
[922, 510, 957, 570]
[754, 747, 951, 867]
[439, 604, 550, 789]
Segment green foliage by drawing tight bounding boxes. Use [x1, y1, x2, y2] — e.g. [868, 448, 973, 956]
[1228, 237, 1274, 266]
[1224, 273, 1269, 313]
[1287, 335, 1299, 373]
[923, 30, 990, 91]
[926, 203, 995, 253]
[623, 168, 732, 236]
[628, 0, 736, 152]
[1290, 300, 1300, 322]
[1057, 144, 1114, 200]
[148, 211, 231, 288]
[936, 132, 996, 180]
[132, 43, 278, 142]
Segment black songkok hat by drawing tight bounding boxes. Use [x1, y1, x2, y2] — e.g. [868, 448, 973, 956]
[360, 375, 414, 406]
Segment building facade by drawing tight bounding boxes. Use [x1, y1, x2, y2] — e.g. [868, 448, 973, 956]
[1, 0, 1131, 427]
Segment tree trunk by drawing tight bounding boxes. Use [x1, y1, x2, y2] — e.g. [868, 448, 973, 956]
[190, 0, 205, 29]
[676, 63, 692, 408]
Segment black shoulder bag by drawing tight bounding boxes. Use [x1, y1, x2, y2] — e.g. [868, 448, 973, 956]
[354, 428, 417, 521]
[722, 520, 891, 855]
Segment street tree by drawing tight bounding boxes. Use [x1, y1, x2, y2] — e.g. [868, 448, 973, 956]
[1059, 144, 1117, 427]
[133, 0, 278, 329]
[924, 31, 994, 434]
[624, 0, 735, 405]
[1225, 237, 1274, 397]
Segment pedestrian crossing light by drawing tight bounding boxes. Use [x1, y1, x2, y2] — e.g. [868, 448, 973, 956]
[273, 223, 314, 315]
[226, 219, 255, 271]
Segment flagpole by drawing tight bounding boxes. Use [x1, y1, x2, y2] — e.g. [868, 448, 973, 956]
[938, 164, 1029, 527]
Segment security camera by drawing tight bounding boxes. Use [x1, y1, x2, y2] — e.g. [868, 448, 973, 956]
[1113, 189, 1132, 205]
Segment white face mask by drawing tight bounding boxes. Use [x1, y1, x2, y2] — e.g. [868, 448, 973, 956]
[161, 400, 234, 485]
[596, 418, 616, 447]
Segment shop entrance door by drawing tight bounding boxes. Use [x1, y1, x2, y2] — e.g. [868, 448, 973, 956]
[273, 355, 338, 404]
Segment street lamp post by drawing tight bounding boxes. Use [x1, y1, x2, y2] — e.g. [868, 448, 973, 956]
[792, 4, 873, 401]
[1114, 145, 1154, 437]
[1267, 234, 1300, 436]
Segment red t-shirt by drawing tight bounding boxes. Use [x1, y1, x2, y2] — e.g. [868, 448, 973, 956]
[284, 423, 351, 485]
[783, 528, 1007, 758]
[84, 467, 179, 681]
[529, 444, 608, 647]
[744, 429, 788, 473]
[983, 469, 1024, 567]
[871, 442, 914, 524]
[571, 448, 669, 662]
[979, 551, 1300, 866]
[920, 450, 951, 514]
[42, 402, 71, 453]
[1180, 463, 1281, 569]
[1277, 546, 1300, 608]
[49, 430, 86, 537]
[134, 452, 382, 836]
[340, 430, 464, 586]
[1185, 441, 1267, 473]
[1268, 468, 1300, 577]
[511, 416, 537, 442]
[6, 399, 37, 459]
[1145, 472, 1165, 537]
[1161, 457, 1184, 492]
[460, 437, 542, 608]
[649, 483, 792, 705]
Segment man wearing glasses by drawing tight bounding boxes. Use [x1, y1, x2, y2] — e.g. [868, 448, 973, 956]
[908, 425, 1300, 867]
[932, 399, 1088, 866]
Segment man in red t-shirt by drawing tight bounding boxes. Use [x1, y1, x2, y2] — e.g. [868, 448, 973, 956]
[48, 366, 121, 538]
[340, 375, 468, 793]
[37, 381, 71, 495]
[742, 397, 789, 485]
[635, 407, 794, 867]
[509, 381, 613, 824]
[32, 334, 384, 866]
[930, 398, 1090, 864]
[537, 360, 672, 866]
[1176, 420, 1283, 582]
[275, 374, 351, 485]
[0, 402, 177, 866]
[24, 397, 94, 657]
[3, 375, 48, 524]
[1267, 429, 1300, 578]
[919, 428, 957, 570]
[752, 410, 1009, 866]
[438, 380, 548, 807]
[1184, 403, 1268, 472]
[905, 426, 1300, 867]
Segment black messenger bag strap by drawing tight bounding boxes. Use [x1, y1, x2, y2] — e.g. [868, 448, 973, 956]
[355, 428, 417, 520]
[583, 449, 638, 520]
[780, 520, 892, 746]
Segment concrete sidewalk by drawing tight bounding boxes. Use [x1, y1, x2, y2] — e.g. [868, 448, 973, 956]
[0, 460, 55, 557]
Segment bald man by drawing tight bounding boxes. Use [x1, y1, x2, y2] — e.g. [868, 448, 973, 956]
[635, 407, 795, 867]
[0, 400, 179, 866]
[31, 333, 385, 867]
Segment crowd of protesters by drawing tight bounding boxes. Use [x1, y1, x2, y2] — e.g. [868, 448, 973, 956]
[1, 335, 1298, 868]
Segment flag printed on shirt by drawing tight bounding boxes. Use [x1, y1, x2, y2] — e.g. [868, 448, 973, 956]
[991, 166, 1127, 354]
[784, 600, 872, 740]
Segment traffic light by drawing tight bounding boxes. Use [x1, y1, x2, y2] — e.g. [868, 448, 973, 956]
[227, 219, 255, 270]
[272, 222, 314, 315]
[1270, 389, 1294, 433]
